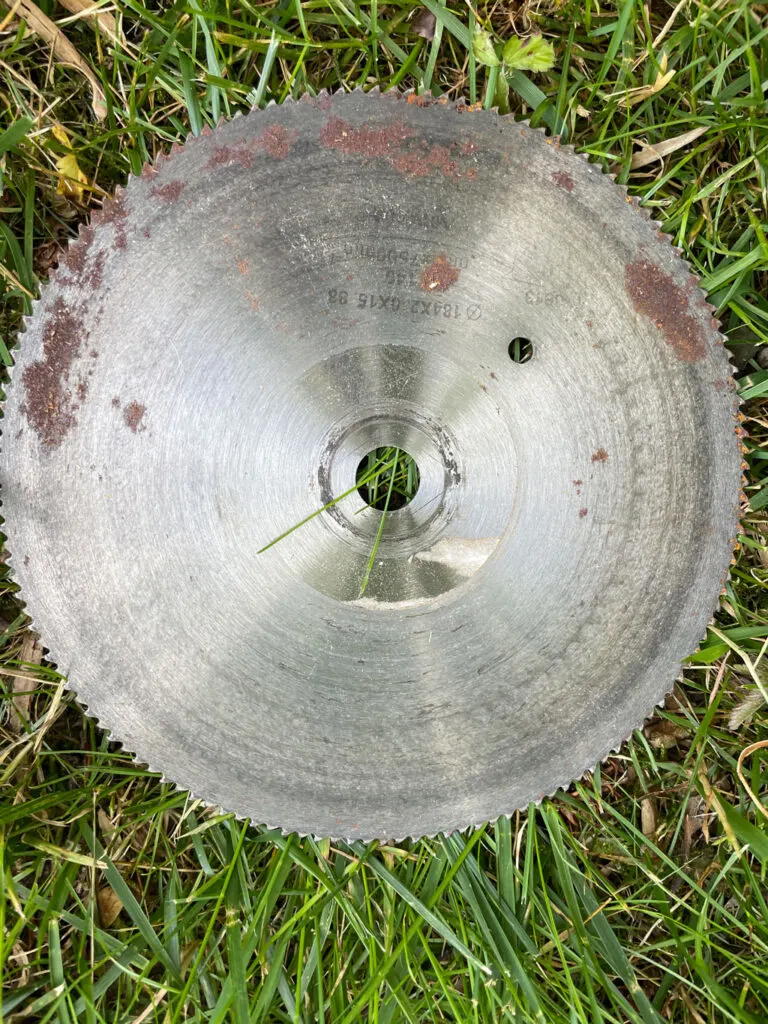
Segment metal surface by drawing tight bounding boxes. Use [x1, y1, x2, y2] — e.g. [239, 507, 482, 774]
[0, 91, 741, 839]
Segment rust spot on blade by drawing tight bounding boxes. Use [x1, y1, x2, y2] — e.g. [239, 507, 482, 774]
[207, 141, 255, 170]
[237, 258, 249, 276]
[591, 448, 608, 463]
[625, 260, 708, 362]
[320, 117, 414, 158]
[262, 124, 293, 159]
[579, 507, 588, 518]
[405, 94, 449, 108]
[421, 255, 460, 293]
[151, 180, 186, 202]
[59, 227, 103, 290]
[551, 170, 575, 192]
[206, 126, 296, 170]
[391, 145, 458, 178]
[321, 116, 473, 179]
[93, 195, 128, 250]
[123, 401, 146, 433]
[21, 297, 88, 449]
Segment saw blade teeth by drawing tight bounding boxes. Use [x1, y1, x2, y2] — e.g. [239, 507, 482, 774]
[1, 88, 746, 841]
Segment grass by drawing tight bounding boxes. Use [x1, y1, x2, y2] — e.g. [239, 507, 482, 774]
[356, 447, 420, 512]
[1, 0, 767, 1020]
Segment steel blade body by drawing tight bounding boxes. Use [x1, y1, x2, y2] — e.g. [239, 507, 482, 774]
[0, 92, 741, 838]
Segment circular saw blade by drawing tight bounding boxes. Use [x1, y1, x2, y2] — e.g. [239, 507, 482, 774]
[1, 91, 741, 840]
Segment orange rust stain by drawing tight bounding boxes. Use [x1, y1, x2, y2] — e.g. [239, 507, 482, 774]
[151, 180, 186, 203]
[206, 126, 295, 171]
[591, 448, 608, 463]
[93, 196, 128, 250]
[244, 289, 260, 310]
[123, 401, 146, 433]
[421, 255, 460, 293]
[21, 297, 88, 449]
[237, 258, 249, 276]
[320, 116, 474, 180]
[261, 124, 294, 159]
[320, 117, 414, 158]
[207, 141, 255, 170]
[391, 144, 459, 178]
[625, 260, 708, 363]
[551, 170, 575, 192]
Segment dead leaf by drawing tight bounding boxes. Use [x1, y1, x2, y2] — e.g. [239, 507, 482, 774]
[97, 885, 123, 927]
[641, 796, 657, 838]
[630, 126, 709, 170]
[682, 794, 709, 857]
[736, 739, 768, 824]
[57, 0, 124, 47]
[643, 717, 688, 750]
[697, 765, 740, 851]
[411, 7, 436, 40]
[728, 688, 765, 730]
[51, 123, 88, 202]
[3, 0, 106, 119]
[5, 632, 43, 735]
[612, 53, 676, 108]
[97, 806, 115, 837]
[10, 941, 30, 988]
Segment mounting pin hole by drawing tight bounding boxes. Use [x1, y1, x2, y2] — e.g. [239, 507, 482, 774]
[508, 338, 533, 363]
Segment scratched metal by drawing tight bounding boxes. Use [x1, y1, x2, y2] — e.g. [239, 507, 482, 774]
[0, 92, 741, 839]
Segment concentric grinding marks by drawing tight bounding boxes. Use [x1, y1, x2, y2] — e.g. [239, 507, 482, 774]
[1, 91, 742, 840]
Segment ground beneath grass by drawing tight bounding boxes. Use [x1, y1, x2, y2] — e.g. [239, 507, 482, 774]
[1, 1, 768, 1021]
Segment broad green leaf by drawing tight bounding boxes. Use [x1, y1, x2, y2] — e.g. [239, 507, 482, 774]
[472, 28, 500, 68]
[502, 35, 556, 73]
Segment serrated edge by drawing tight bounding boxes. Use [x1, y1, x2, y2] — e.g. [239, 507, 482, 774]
[0, 88, 746, 843]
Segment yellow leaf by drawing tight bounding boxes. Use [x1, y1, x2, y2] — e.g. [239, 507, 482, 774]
[51, 124, 88, 202]
[51, 123, 70, 146]
[56, 152, 88, 201]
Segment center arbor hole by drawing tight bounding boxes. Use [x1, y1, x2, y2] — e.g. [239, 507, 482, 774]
[355, 447, 420, 512]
